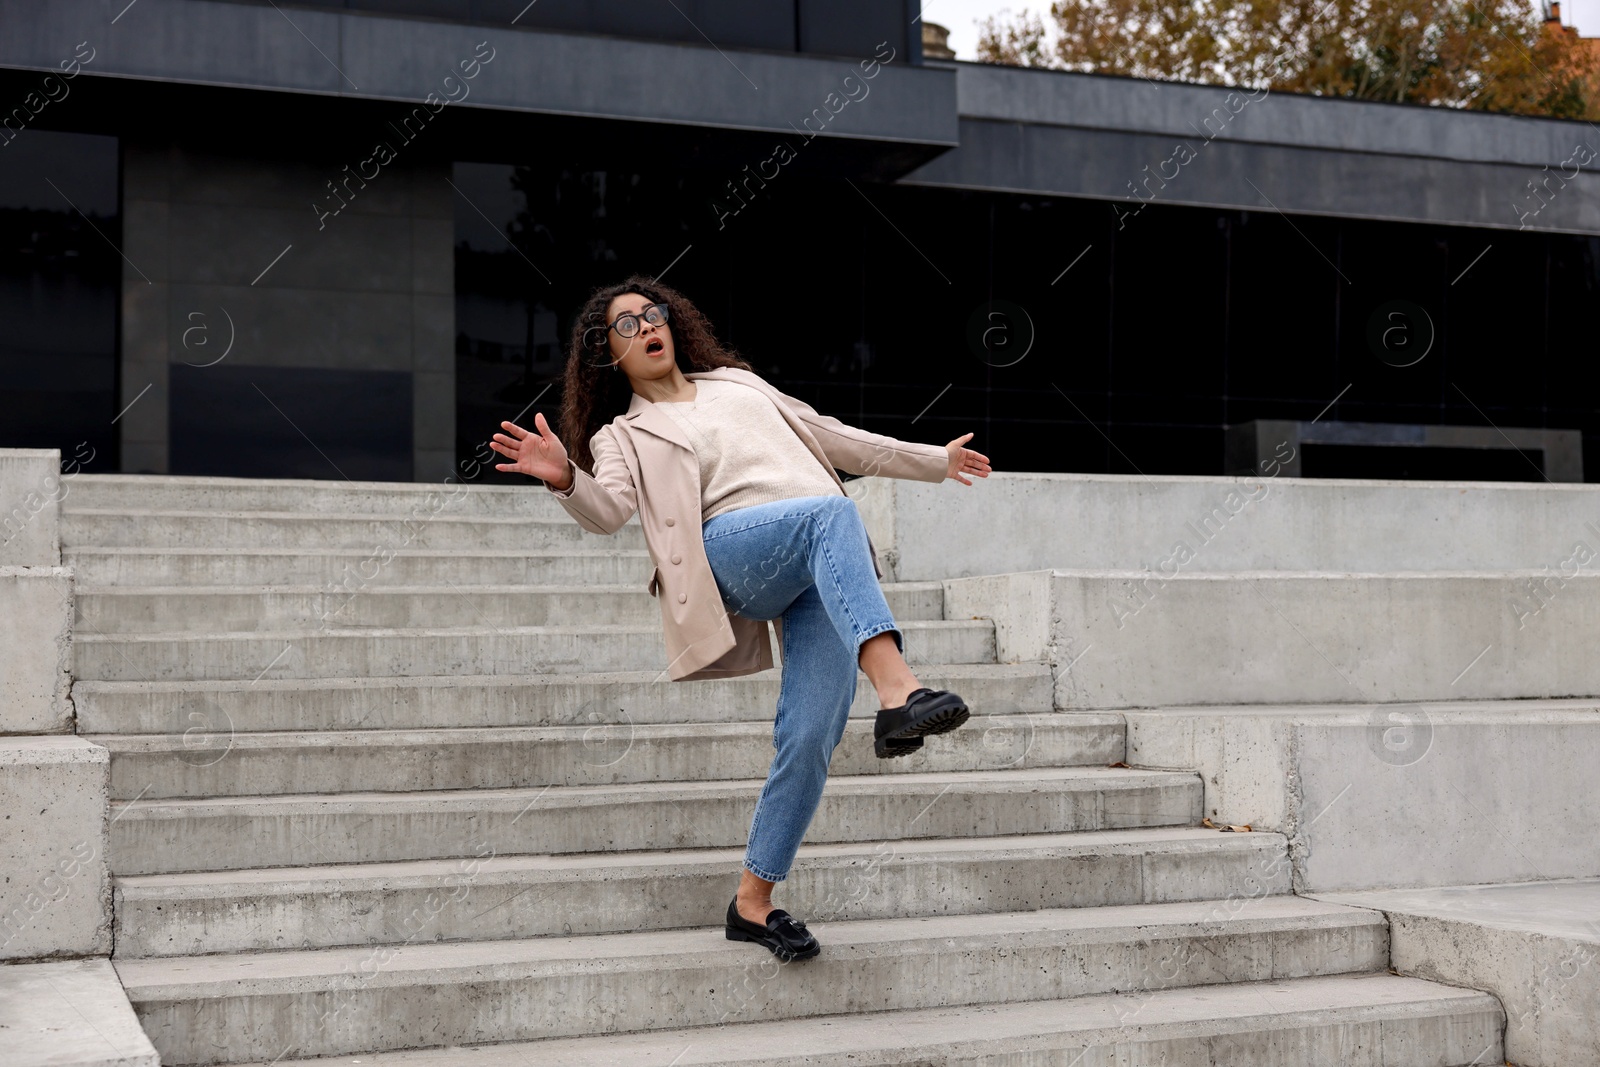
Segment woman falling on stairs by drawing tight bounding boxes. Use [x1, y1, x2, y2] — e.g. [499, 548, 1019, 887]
[488, 275, 991, 961]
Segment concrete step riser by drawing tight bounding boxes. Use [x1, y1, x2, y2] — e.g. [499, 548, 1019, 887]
[101, 715, 1120, 799]
[66, 476, 554, 517]
[108, 772, 1203, 874]
[64, 549, 652, 588]
[74, 666, 1055, 734]
[73, 623, 998, 681]
[76, 585, 946, 633]
[122, 910, 1386, 1065]
[112, 832, 1290, 958]
[64, 512, 643, 551]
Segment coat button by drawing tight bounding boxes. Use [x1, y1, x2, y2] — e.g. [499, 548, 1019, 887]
[665, 517, 675, 526]
[670, 554, 681, 565]
[677, 592, 687, 603]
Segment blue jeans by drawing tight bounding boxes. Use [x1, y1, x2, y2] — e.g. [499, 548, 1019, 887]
[700, 494, 905, 883]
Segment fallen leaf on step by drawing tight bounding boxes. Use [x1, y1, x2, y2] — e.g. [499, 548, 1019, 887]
[1107, 761, 1130, 768]
[1202, 817, 1253, 832]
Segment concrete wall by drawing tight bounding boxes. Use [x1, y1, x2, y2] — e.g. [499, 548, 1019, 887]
[886, 470, 1600, 580]
[0, 448, 62, 567]
[941, 563, 1600, 893]
[0, 449, 112, 965]
[943, 567, 1600, 708]
[0, 737, 111, 959]
[119, 141, 455, 480]
[1, 450, 71, 734]
[1125, 705, 1600, 893]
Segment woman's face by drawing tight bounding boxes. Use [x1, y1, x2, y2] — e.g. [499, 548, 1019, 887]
[604, 293, 676, 380]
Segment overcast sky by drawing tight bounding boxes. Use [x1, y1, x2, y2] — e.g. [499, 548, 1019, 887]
[915, 0, 1598, 59]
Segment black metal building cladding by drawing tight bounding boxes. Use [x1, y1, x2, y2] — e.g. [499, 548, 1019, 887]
[2, 0, 1597, 481]
[454, 166, 1600, 483]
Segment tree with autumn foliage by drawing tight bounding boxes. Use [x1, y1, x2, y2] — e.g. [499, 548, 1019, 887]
[976, 0, 1600, 119]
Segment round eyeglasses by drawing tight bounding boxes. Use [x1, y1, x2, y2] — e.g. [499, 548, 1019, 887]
[606, 302, 669, 340]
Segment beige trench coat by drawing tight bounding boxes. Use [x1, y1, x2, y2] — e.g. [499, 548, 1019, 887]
[544, 365, 950, 681]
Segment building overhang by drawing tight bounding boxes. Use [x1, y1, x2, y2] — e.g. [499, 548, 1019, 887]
[898, 61, 1600, 235]
[0, 0, 958, 175]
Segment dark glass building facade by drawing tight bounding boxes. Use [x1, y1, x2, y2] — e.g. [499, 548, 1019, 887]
[3, 0, 1596, 483]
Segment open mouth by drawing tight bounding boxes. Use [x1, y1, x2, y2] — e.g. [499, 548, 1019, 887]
[646, 338, 664, 355]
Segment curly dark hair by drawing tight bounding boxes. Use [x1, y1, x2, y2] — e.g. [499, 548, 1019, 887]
[557, 274, 755, 471]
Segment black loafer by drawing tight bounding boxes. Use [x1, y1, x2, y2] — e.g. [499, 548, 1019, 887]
[724, 897, 820, 961]
[874, 688, 970, 758]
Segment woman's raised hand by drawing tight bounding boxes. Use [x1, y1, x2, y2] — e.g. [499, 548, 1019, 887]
[944, 432, 992, 486]
[491, 413, 572, 488]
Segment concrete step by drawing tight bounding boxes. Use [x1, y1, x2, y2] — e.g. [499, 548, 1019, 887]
[63, 546, 652, 588]
[108, 766, 1203, 874]
[115, 896, 1388, 1066]
[1, 958, 162, 1067]
[95, 712, 1121, 799]
[72, 619, 998, 681]
[111, 828, 1289, 958]
[1316, 878, 1600, 1067]
[61, 506, 644, 551]
[66, 472, 555, 517]
[73, 663, 1055, 734]
[74, 581, 947, 632]
[239, 972, 1505, 1067]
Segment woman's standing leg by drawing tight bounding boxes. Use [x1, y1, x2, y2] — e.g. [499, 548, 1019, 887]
[738, 580, 856, 902]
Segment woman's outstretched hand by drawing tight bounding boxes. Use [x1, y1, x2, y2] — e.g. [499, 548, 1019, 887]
[491, 413, 572, 490]
[945, 433, 991, 486]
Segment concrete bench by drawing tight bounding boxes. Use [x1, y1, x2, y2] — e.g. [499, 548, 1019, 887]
[1227, 418, 1583, 482]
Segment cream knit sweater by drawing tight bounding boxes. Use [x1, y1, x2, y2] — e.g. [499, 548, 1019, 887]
[654, 377, 843, 523]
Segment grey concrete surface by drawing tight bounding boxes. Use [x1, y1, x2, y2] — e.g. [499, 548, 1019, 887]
[247, 972, 1499, 1066]
[1316, 880, 1600, 1067]
[0, 737, 111, 960]
[66, 472, 556, 515]
[1126, 703, 1600, 892]
[943, 568, 1600, 708]
[71, 617, 995, 681]
[885, 469, 1600, 579]
[114, 896, 1386, 1064]
[0, 958, 158, 1067]
[72, 580, 944, 632]
[71, 662, 1053, 734]
[65, 507, 644, 551]
[107, 766, 1202, 874]
[92, 712, 1121, 797]
[112, 828, 1287, 957]
[50, 467, 1538, 1064]
[0, 566, 74, 734]
[63, 471, 882, 526]
[1, 449, 63, 566]
[62, 546, 656, 587]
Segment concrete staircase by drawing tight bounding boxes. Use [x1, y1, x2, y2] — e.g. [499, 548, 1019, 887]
[65, 474, 1504, 1066]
